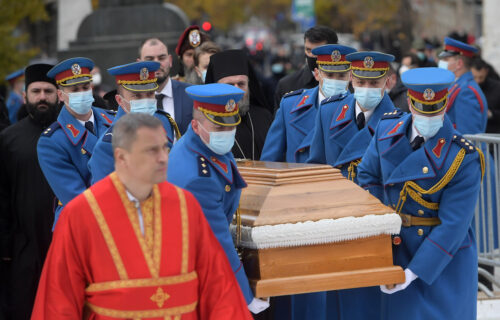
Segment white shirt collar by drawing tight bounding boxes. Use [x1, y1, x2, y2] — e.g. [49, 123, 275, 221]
[77, 110, 95, 128]
[317, 88, 325, 106]
[355, 102, 374, 123]
[160, 77, 173, 98]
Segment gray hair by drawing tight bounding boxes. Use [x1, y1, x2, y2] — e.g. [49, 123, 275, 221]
[112, 113, 163, 151]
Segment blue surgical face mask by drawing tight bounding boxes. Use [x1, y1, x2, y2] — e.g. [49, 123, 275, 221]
[271, 63, 284, 74]
[413, 113, 444, 139]
[438, 60, 449, 70]
[198, 121, 236, 155]
[321, 78, 348, 97]
[201, 70, 207, 83]
[65, 89, 94, 115]
[129, 98, 157, 116]
[353, 86, 384, 110]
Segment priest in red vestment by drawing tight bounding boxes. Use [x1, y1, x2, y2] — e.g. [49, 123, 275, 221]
[31, 113, 252, 320]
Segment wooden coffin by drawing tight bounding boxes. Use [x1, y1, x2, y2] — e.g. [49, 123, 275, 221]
[233, 160, 405, 298]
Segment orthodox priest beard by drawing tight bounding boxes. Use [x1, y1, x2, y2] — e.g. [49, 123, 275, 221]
[238, 93, 250, 116]
[26, 100, 60, 127]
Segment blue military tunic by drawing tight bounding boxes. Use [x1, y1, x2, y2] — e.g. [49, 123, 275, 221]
[357, 112, 482, 320]
[308, 93, 395, 184]
[446, 71, 488, 134]
[261, 87, 321, 163]
[88, 107, 176, 185]
[167, 126, 254, 304]
[37, 105, 114, 225]
[262, 86, 337, 320]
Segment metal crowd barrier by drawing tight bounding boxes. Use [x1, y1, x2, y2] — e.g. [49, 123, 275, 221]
[464, 133, 500, 297]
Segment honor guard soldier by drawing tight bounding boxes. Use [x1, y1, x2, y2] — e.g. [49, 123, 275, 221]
[438, 37, 488, 134]
[307, 51, 396, 320]
[167, 83, 270, 315]
[308, 51, 396, 182]
[38, 57, 115, 225]
[175, 25, 210, 83]
[357, 67, 484, 320]
[88, 61, 179, 185]
[5, 68, 25, 124]
[261, 44, 356, 164]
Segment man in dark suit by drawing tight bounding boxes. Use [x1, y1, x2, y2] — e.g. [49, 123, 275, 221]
[471, 57, 500, 133]
[273, 26, 338, 111]
[138, 38, 193, 135]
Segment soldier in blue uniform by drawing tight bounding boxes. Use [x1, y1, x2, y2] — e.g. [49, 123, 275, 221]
[308, 52, 396, 183]
[88, 61, 179, 185]
[37, 57, 115, 226]
[261, 44, 356, 164]
[307, 51, 396, 320]
[167, 83, 269, 315]
[438, 37, 488, 134]
[357, 67, 484, 320]
[5, 68, 25, 124]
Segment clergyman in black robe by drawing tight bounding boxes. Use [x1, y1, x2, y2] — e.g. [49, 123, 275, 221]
[205, 49, 272, 160]
[0, 64, 60, 320]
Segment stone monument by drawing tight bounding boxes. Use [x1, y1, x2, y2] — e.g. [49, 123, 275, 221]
[58, 0, 189, 87]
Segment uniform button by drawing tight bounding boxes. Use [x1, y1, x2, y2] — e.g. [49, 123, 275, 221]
[200, 157, 205, 162]
[225, 185, 231, 192]
[469, 146, 474, 150]
[461, 138, 465, 143]
[201, 163, 206, 168]
[389, 183, 394, 186]
[417, 209, 424, 216]
[422, 166, 428, 174]
[81, 148, 87, 154]
[202, 169, 208, 174]
[392, 236, 401, 246]
[417, 229, 424, 236]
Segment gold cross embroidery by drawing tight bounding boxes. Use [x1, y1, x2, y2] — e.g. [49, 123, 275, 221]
[150, 287, 170, 308]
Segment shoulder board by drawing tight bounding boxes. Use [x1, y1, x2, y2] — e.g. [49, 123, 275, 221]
[452, 134, 476, 154]
[283, 89, 304, 99]
[105, 109, 117, 115]
[41, 122, 60, 137]
[321, 92, 348, 105]
[381, 109, 404, 120]
[198, 155, 210, 177]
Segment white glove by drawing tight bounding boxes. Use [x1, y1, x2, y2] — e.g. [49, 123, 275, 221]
[248, 297, 270, 314]
[380, 268, 418, 294]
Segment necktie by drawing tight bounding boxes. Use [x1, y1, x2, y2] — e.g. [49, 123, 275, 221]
[411, 136, 425, 150]
[356, 112, 365, 130]
[155, 93, 165, 110]
[85, 121, 95, 135]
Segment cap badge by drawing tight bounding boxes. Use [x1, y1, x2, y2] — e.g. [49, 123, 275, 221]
[71, 64, 81, 75]
[331, 50, 342, 62]
[363, 56, 374, 68]
[189, 29, 201, 48]
[139, 67, 149, 81]
[423, 88, 435, 101]
[225, 99, 236, 112]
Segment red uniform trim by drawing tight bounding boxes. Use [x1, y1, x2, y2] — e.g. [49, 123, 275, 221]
[468, 85, 485, 113]
[432, 138, 446, 158]
[444, 44, 475, 58]
[350, 61, 389, 69]
[55, 67, 91, 82]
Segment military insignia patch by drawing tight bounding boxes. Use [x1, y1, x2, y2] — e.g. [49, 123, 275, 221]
[432, 138, 446, 158]
[225, 99, 236, 112]
[363, 56, 374, 69]
[71, 63, 81, 75]
[139, 67, 149, 80]
[66, 124, 80, 137]
[423, 88, 435, 101]
[331, 50, 341, 62]
[189, 29, 201, 48]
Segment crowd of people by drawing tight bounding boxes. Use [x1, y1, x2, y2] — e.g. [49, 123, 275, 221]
[0, 23, 495, 319]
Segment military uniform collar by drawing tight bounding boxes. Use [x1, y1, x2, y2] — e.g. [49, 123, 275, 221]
[290, 86, 318, 113]
[422, 116, 455, 170]
[379, 112, 412, 140]
[185, 126, 242, 185]
[57, 106, 88, 146]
